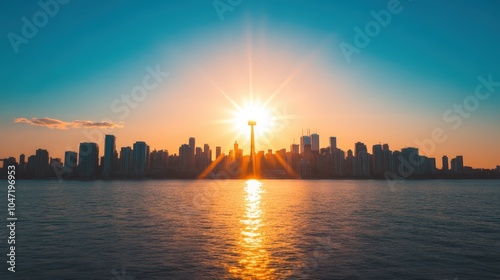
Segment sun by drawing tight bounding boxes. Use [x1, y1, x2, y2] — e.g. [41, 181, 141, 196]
[232, 99, 272, 135]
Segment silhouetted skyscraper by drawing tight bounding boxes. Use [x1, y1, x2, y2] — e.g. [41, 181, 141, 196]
[311, 133, 319, 153]
[442, 156, 449, 171]
[455, 156, 464, 172]
[329, 137, 337, 153]
[179, 144, 191, 171]
[188, 137, 196, 171]
[290, 144, 299, 155]
[354, 142, 367, 157]
[120, 147, 133, 177]
[64, 151, 77, 175]
[215, 146, 222, 159]
[332, 148, 344, 176]
[133, 141, 149, 177]
[19, 154, 25, 174]
[78, 143, 99, 178]
[103, 134, 116, 177]
[372, 144, 384, 175]
[35, 149, 49, 177]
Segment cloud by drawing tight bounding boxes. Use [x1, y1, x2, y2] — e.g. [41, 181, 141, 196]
[14, 117, 124, 129]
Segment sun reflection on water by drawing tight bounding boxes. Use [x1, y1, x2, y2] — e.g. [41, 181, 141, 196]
[229, 179, 276, 279]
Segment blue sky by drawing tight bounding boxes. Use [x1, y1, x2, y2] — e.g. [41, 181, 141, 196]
[1, 0, 499, 167]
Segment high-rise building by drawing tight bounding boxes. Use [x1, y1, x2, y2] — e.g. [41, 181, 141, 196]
[332, 148, 344, 176]
[355, 151, 370, 177]
[382, 145, 394, 173]
[401, 147, 420, 176]
[179, 144, 191, 171]
[300, 135, 311, 155]
[354, 142, 367, 157]
[102, 134, 116, 177]
[64, 151, 78, 175]
[372, 144, 384, 175]
[26, 155, 36, 177]
[188, 137, 196, 170]
[442, 156, 449, 171]
[19, 154, 25, 174]
[120, 147, 133, 177]
[455, 156, 464, 172]
[35, 149, 49, 177]
[189, 137, 195, 155]
[311, 133, 320, 153]
[203, 144, 211, 165]
[329, 137, 337, 153]
[78, 143, 99, 177]
[290, 144, 299, 155]
[133, 141, 149, 177]
[215, 146, 222, 159]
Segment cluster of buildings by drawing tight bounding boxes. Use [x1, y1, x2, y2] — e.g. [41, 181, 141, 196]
[1, 132, 498, 179]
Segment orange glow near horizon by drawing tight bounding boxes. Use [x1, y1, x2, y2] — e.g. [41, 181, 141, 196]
[3, 26, 500, 170]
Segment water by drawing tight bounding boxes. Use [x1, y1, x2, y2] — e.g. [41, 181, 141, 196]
[2, 179, 499, 279]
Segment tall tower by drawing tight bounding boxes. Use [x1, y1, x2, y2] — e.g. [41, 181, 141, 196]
[248, 120, 256, 177]
[103, 134, 116, 177]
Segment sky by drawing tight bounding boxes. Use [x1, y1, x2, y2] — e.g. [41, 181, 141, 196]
[1, 0, 499, 168]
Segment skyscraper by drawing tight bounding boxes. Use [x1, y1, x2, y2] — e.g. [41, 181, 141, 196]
[215, 146, 222, 159]
[102, 134, 116, 177]
[300, 135, 311, 155]
[455, 155, 464, 172]
[133, 141, 149, 177]
[188, 137, 196, 170]
[329, 137, 337, 153]
[372, 144, 384, 175]
[120, 147, 133, 177]
[64, 151, 78, 175]
[179, 144, 191, 171]
[78, 143, 99, 178]
[442, 155, 449, 171]
[290, 144, 299, 155]
[354, 142, 367, 157]
[311, 133, 319, 153]
[35, 149, 49, 177]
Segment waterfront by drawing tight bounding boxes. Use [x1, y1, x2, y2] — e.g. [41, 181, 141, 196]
[2, 179, 499, 279]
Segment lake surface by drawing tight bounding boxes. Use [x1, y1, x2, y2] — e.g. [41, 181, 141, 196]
[2, 179, 499, 279]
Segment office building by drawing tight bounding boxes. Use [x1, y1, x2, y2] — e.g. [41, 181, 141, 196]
[78, 143, 99, 177]
[64, 151, 78, 175]
[311, 133, 319, 153]
[133, 141, 149, 177]
[102, 135, 116, 177]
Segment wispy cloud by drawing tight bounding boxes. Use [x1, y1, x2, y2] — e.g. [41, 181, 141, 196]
[14, 117, 123, 129]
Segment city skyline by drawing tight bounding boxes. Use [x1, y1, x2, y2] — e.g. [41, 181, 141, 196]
[1, 1, 500, 169]
[4, 130, 496, 180]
